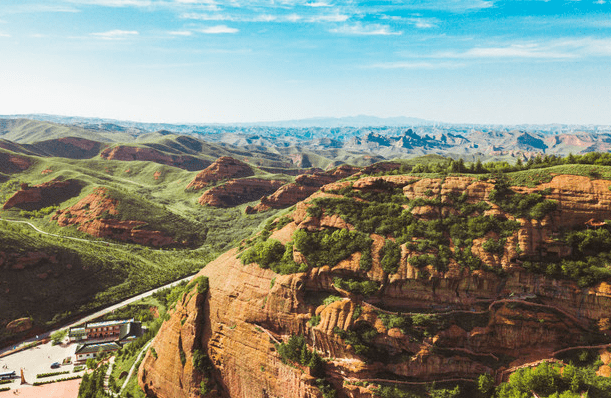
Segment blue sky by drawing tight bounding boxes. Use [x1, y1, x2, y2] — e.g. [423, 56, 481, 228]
[0, 0, 610, 125]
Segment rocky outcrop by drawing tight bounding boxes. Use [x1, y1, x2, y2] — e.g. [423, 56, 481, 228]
[3, 179, 83, 210]
[52, 187, 176, 247]
[141, 173, 611, 398]
[253, 183, 320, 213]
[186, 157, 254, 191]
[253, 165, 360, 212]
[101, 145, 211, 171]
[198, 179, 285, 207]
[0, 152, 31, 173]
[0, 251, 58, 270]
[6, 318, 33, 334]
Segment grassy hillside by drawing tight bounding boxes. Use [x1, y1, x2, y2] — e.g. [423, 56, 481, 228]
[0, 220, 208, 339]
[0, 148, 290, 343]
[0, 118, 135, 143]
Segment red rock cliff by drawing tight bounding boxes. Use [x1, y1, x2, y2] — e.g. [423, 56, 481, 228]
[186, 157, 255, 191]
[140, 174, 611, 398]
[198, 179, 285, 207]
[3, 179, 82, 210]
[52, 187, 176, 247]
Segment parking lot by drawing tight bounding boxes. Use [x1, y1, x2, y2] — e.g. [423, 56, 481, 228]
[0, 337, 85, 394]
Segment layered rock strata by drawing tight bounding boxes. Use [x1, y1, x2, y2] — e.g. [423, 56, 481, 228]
[3, 179, 82, 210]
[252, 165, 360, 212]
[198, 179, 285, 207]
[52, 187, 175, 246]
[140, 174, 611, 398]
[186, 157, 254, 191]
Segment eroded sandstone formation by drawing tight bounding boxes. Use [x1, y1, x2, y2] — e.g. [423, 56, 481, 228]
[3, 179, 83, 210]
[52, 187, 176, 246]
[140, 174, 611, 398]
[252, 164, 360, 212]
[198, 179, 285, 207]
[0, 152, 31, 173]
[186, 157, 255, 191]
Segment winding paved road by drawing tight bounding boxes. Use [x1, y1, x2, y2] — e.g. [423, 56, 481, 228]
[0, 273, 197, 357]
[0, 216, 199, 355]
[0, 217, 120, 245]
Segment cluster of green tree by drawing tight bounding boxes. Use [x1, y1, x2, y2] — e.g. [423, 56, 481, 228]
[275, 335, 325, 377]
[519, 227, 611, 287]
[293, 228, 373, 270]
[18, 205, 59, 219]
[99, 303, 155, 324]
[0, 179, 21, 203]
[192, 348, 212, 373]
[77, 363, 108, 398]
[316, 378, 337, 398]
[333, 277, 379, 296]
[333, 322, 386, 362]
[187, 275, 209, 295]
[241, 238, 302, 274]
[308, 192, 520, 274]
[307, 197, 412, 238]
[491, 361, 611, 398]
[329, 179, 408, 204]
[375, 384, 460, 398]
[482, 238, 506, 255]
[488, 178, 557, 220]
[523, 254, 611, 288]
[408, 152, 611, 176]
[380, 240, 402, 273]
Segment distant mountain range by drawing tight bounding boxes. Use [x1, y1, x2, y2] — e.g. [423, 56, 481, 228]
[246, 115, 436, 127]
[2, 116, 611, 169]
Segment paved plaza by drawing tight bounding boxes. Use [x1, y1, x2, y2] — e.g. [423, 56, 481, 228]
[0, 338, 85, 395]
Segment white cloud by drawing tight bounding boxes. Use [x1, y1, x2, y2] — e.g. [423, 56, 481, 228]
[91, 29, 140, 39]
[1, 4, 81, 14]
[197, 25, 239, 34]
[182, 12, 229, 20]
[405, 0, 494, 12]
[0, 33, 11, 37]
[368, 61, 465, 69]
[67, 0, 153, 6]
[168, 30, 193, 36]
[331, 23, 401, 36]
[462, 44, 575, 59]
[438, 38, 611, 60]
[307, 13, 348, 22]
[306, 1, 330, 7]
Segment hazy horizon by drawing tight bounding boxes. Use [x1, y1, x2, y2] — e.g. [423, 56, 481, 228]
[1, 1, 610, 125]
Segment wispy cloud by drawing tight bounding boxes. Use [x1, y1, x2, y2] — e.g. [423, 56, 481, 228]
[168, 30, 193, 36]
[197, 25, 239, 34]
[67, 0, 153, 6]
[403, 0, 494, 12]
[0, 33, 11, 38]
[91, 29, 139, 39]
[437, 38, 611, 59]
[0, 4, 81, 14]
[331, 23, 401, 36]
[368, 61, 465, 69]
[306, 1, 331, 7]
[381, 15, 439, 29]
[182, 11, 348, 23]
